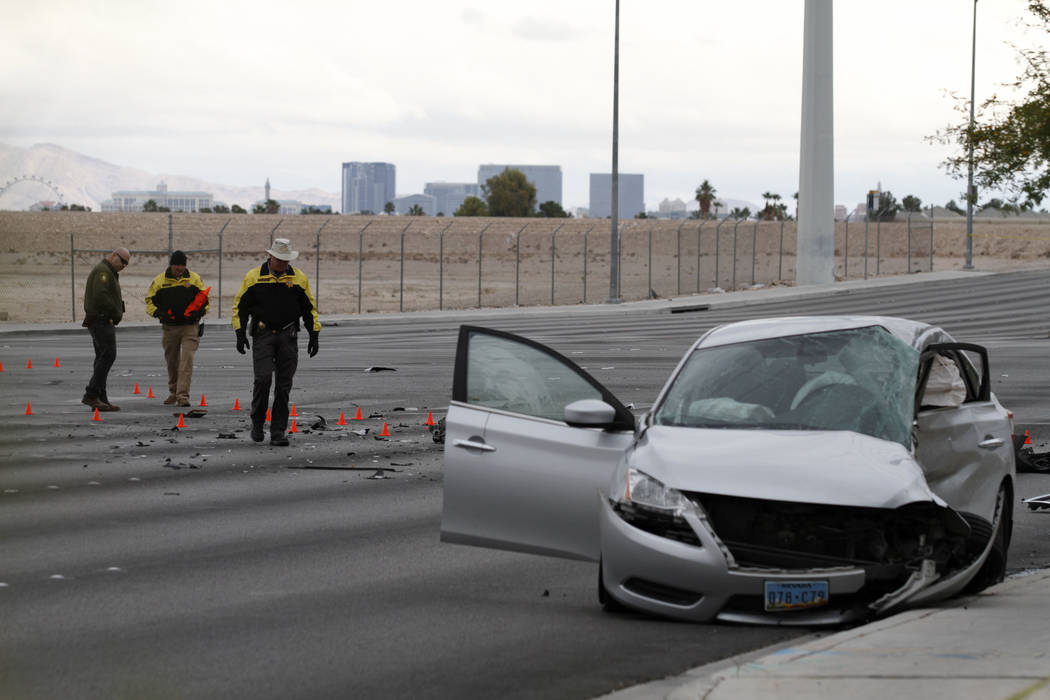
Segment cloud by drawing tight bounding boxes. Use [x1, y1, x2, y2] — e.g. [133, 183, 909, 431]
[512, 16, 582, 42]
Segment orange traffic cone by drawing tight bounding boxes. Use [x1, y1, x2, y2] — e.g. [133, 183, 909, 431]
[1024, 430, 1032, 445]
[26, 359, 33, 369]
[176, 414, 186, 428]
[290, 404, 298, 417]
[289, 419, 298, 433]
[0, 361, 4, 371]
[147, 386, 155, 398]
[25, 401, 33, 415]
[200, 394, 208, 407]
[379, 422, 391, 437]
[424, 411, 436, 426]
[233, 398, 242, 411]
[353, 406, 364, 420]
[266, 408, 272, 421]
[133, 383, 140, 394]
[337, 411, 347, 425]
[92, 407, 102, 422]
[54, 358, 60, 367]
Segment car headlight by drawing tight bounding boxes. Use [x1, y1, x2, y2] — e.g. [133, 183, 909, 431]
[611, 468, 700, 545]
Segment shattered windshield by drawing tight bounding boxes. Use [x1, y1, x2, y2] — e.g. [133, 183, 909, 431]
[653, 326, 918, 446]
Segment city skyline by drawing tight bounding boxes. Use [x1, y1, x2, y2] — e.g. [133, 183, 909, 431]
[1, 1, 1039, 212]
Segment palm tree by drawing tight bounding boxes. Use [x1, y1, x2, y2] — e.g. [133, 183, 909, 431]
[761, 191, 774, 212]
[695, 180, 717, 219]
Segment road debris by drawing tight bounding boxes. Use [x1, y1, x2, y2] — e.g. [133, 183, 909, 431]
[1024, 493, 1050, 511]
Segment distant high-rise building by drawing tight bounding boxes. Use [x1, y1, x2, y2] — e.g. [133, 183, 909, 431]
[589, 174, 644, 219]
[658, 197, 688, 219]
[392, 193, 436, 216]
[341, 162, 396, 214]
[477, 164, 562, 211]
[424, 182, 482, 216]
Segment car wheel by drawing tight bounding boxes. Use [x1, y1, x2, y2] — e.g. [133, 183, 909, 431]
[965, 482, 1013, 594]
[598, 558, 626, 613]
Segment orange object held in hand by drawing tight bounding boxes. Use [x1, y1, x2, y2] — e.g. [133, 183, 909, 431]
[184, 287, 211, 318]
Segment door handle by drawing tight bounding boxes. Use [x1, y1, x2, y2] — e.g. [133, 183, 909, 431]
[453, 438, 495, 452]
[978, 437, 1005, 449]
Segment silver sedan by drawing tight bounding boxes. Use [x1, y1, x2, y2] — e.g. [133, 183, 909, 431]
[440, 316, 1016, 624]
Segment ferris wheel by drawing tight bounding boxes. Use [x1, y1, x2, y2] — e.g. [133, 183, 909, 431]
[0, 175, 66, 208]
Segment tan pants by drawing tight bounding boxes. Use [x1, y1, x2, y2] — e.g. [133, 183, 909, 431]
[162, 324, 200, 401]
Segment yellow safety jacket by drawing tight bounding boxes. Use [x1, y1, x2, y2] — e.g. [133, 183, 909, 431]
[232, 262, 320, 334]
[145, 268, 209, 325]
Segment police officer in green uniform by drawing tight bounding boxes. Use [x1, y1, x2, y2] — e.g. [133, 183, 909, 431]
[232, 239, 320, 446]
[82, 248, 130, 411]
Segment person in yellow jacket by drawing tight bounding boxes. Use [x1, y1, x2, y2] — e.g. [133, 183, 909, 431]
[145, 250, 209, 407]
[232, 239, 320, 446]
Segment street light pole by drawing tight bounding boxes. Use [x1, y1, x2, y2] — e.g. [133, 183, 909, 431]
[607, 0, 621, 303]
[964, 0, 977, 270]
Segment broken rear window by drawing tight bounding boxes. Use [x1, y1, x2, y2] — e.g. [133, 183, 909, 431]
[653, 326, 918, 446]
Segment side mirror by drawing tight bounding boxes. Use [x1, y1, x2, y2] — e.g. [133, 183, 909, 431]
[564, 399, 618, 428]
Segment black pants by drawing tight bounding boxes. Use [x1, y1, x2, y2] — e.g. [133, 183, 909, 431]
[251, 328, 299, 436]
[85, 321, 117, 402]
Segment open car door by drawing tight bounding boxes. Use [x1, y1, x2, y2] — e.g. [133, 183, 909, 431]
[914, 342, 1013, 520]
[440, 326, 636, 561]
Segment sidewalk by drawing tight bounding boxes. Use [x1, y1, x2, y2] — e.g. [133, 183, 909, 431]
[604, 568, 1050, 700]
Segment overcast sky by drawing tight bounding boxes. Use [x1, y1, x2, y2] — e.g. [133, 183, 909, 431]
[0, 0, 1039, 212]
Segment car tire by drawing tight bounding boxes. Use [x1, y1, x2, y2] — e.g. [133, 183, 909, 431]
[598, 558, 626, 613]
[965, 481, 1013, 594]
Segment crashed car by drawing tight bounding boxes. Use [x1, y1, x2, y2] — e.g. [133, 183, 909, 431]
[440, 316, 1016, 625]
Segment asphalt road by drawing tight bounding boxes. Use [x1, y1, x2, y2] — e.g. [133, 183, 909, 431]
[1, 269, 1049, 699]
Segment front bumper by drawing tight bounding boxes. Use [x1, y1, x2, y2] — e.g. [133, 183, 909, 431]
[598, 497, 874, 625]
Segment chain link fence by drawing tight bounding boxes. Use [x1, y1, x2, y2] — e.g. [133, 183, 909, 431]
[1, 211, 1047, 323]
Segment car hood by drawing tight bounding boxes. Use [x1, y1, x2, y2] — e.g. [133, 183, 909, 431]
[630, 426, 941, 509]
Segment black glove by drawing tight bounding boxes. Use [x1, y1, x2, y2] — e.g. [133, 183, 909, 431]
[307, 331, 319, 358]
[198, 323, 205, 338]
[236, 328, 249, 354]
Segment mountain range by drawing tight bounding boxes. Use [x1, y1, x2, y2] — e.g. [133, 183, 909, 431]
[0, 142, 341, 212]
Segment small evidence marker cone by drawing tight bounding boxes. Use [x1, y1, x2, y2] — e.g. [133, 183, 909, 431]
[379, 422, 391, 437]
[176, 414, 187, 428]
[0, 361, 4, 371]
[200, 394, 208, 407]
[232, 398, 242, 410]
[54, 358, 60, 368]
[25, 401, 33, 415]
[266, 408, 272, 421]
[92, 407, 102, 422]
[337, 411, 347, 425]
[147, 386, 155, 398]
[424, 411, 436, 426]
[26, 359, 32, 369]
[1024, 430, 1032, 445]
[290, 404, 298, 417]
[133, 383, 140, 394]
[289, 419, 298, 433]
[353, 406, 364, 420]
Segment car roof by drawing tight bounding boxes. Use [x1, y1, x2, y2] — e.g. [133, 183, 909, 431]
[696, 315, 945, 350]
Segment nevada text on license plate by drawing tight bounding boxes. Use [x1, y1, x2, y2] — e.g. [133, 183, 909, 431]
[764, 580, 829, 611]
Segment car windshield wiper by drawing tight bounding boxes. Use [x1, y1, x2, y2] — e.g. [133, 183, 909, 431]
[761, 422, 821, 430]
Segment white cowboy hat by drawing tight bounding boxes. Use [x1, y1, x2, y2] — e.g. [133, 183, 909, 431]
[266, 238, 299, 261]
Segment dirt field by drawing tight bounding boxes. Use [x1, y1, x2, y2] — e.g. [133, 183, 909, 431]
[1, 212, 1048, 323]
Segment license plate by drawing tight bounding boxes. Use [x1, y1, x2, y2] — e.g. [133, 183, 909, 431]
[764, 580, 829, 612]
